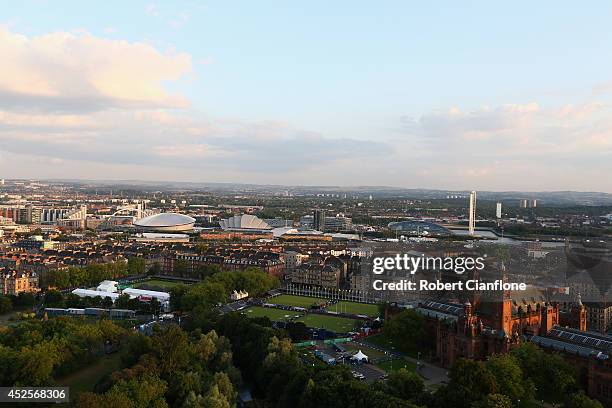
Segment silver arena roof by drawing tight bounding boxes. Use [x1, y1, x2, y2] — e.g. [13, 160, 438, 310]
[219, 214, 271, 231]
[134, 213, 196, 231]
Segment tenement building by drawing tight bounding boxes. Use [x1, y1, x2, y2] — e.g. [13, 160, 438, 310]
[0, 269, 40, 295]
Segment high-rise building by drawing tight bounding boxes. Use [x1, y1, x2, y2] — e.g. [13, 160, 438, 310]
[57, 205, 87, 229]
[520, 199, 537, 208]
[41, 208, 70, 223]
[468, 191, 477, 235]
[323, 215, 353, 232]
[496, 202, 502, 219]
[313, 209, 326, 232]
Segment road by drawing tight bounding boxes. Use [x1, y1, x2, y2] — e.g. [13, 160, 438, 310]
[353, 339, 449, 385]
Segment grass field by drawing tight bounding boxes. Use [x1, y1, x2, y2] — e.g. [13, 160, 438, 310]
[297, 314, 357, 333]
[132, 279, 188, 290]
[363, 333, 421, 359]
[343, 342, 387, 359]
[270, 294, 327, 308]
[58, 353, 122, 395]
[242, 306, 303, 321]
[376, 358, 417, 373]
[326, 301, 379, 317]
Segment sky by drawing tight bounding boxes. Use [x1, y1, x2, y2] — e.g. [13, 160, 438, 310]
[1, 1, 612, 192]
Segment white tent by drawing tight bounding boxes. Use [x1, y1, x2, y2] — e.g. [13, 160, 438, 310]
[122, 287, 170, 301]
[97, 280, 119, 293]
[72, 288, 120, 302]
[351, 350, 369, 362]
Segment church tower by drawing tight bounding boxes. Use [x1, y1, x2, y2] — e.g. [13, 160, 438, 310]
[498, 262, 513, 335]
[540, 302, 556, 335]
[571, 293, 587, 332]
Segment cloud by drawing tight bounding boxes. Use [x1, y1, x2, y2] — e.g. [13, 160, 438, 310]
[410, 102, 612, 152]
[1, 26, 611, 191]
[145, 3, 191, 29]
[393, 102, 612, 191]
[0, 109, 390, 174]
[0, 26, 192, 113]
[0, 27, 389, 180]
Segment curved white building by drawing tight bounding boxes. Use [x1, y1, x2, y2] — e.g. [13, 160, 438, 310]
[219, 214, 271, 232]
[134, 213, 196, 232]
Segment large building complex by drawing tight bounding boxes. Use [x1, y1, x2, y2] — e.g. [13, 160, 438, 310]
[301, 213, 352, 232]
[385, 271, 611, 405]
[134, 213, 196, 232]
[0, 204, 87, 229]
[219, 214, 272, 232]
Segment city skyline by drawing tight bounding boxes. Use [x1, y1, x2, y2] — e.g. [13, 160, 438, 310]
[1, 1, 612, 192]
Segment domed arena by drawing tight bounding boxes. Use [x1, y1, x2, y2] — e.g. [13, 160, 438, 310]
[134, 213, 196, 232]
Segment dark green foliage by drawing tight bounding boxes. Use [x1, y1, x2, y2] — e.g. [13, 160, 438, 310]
[510, 342, 578, 399]
[76, 325, 239, 408]
[127, 257, 145, 275]
[471, 394, 513, 408]
[43, 261, 130, 290]
[564, 392, 605, 408]
[0, 318, 129, 386]
[0, 296, 12, 314]
[435, 359, 498, 408]
[384, 308, 427, 351]
[175, 267, 278, 312]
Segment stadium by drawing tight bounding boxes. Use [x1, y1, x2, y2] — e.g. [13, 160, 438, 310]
[387, 220, 452, 236]
[133, 213, 196, 232]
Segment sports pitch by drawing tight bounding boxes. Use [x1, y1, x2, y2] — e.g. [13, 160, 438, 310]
[297, 314, 357, 333]
[269, 294, 327, 308]
[326, 301, 379, 317]
[242, 306, 303, 321]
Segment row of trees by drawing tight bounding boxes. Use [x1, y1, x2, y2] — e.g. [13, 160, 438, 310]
[170, 267, 279, 312]
[0, 317, 129, 386]
[433, 347, 602, 408]
[383, 308, 428, 353]
[42, 258, 145, 290]
[0, 292, 38, 314]
[0, 292, 36, 314]
[76, 325, 240, 408]
[172, 260, 223, 280]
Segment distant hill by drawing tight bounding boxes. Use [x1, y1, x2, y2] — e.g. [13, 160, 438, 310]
[9, 178, 612, 205]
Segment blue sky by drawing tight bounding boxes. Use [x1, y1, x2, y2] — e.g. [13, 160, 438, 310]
[1, 1, 612, 191]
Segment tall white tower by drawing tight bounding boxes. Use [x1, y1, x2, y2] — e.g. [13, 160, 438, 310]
[468, 191, 477, 235]
[496, 202, 502, 219]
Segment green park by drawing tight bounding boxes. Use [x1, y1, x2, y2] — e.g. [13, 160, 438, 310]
[241, 306, 303, 321]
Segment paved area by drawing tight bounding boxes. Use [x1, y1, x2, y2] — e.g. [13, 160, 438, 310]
[352, 363, 386, 384]
[353, 339, 449, 385]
